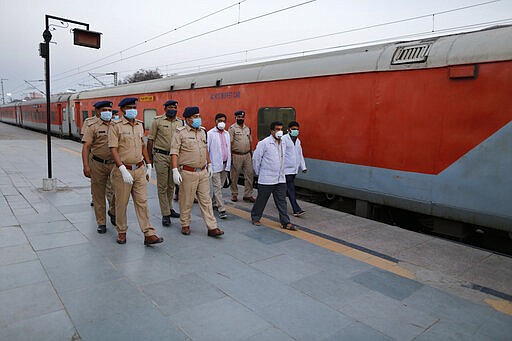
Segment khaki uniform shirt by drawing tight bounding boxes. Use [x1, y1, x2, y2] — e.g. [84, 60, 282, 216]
[108, 116, 145, 164]
[170, 124, 208, 168]
[82, 118, 113, 160]
[228, 123, 252, 153]
[148, 115, 183, 151]
[81, 116, 99, 137]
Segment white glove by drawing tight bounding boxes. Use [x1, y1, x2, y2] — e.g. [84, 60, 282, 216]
[172, 168, 182, 186]
[207, 163, 213, 178]
[146, 163, 152, 181]
[119, 165, 134, 184]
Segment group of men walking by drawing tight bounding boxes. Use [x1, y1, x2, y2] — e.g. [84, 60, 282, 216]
[82, 97, 307, 246]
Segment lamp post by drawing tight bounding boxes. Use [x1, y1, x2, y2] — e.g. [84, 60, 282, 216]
[40, 15, 101, 191]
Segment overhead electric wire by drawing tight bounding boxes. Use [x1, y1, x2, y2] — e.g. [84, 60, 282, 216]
[51, 0, 317, 84]
[52, 0, 249, 78]
[46, 0, 504, 91]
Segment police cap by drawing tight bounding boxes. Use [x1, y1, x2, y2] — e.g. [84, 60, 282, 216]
[118, 97, 137, 107]
[234, 110, 245, 117]
[183, 106, 200, 118]
[93, 100, 113, 109]
[164, 100, 178, 107]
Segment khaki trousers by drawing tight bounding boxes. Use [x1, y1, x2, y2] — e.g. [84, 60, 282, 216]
[230, 153, 254, 197]
[154, 152, 175, 216]
[90, 159, 115, 225]
[111, 166, 156, 236]
[179, 169, 218, 230]
[211, 170, 228, 212]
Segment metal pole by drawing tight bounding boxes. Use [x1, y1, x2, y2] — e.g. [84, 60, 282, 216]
[0, 79, 7, 104]
[44, 16, 52, 179]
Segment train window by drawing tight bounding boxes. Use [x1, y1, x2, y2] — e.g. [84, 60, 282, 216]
[143, 109, 157, 130]
[82, 111, 88, 123]
[257, 107, 296, 141]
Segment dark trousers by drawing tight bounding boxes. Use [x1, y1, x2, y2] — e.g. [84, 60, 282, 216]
[251, 183, 290, 226]
[286, 174, 302, 213]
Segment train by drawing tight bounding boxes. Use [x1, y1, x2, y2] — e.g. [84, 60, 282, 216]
[1, 25, 511, 235]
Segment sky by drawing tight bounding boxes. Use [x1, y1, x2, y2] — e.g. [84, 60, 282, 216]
[1, 0, 511, 100]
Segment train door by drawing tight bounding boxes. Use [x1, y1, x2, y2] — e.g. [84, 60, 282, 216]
[257, 107, 296, 140]
[143, 108, 157, 132]
[15, 103, 22, 126]
[56, 103, 63, 136]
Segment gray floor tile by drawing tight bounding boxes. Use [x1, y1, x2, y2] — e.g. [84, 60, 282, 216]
[38, 243, 122, 294]
[243, 227, 294, 245]
[28, 230, 88, 251]
[202, 270, 305, 311]
[414, 320, 480, 341]
[0, 281, 63, 327]
[402, 285, 498, 332]
[0, 310, 77, 341]
[0, 226, 28, 248]
[21, 220, 76, 236]
[292, 270, 368, 301]
[251, 254, 321, 283]
[0, 214, 18, 227]
[351, 268, 423, 300]
[322, 321, 394, 341]
[335, 291, 437, 340]
[115, 253, 195, 286]
[169, 296, 270, 341]
[258, 293, 353, 341]
[223, 238, 285, 264]
[475, 312, 512, 340]
[0, 260, 48, 291]
[0, 244, 37, 266]
[242, 327, 295, 341]
[142, 272, 226, 316]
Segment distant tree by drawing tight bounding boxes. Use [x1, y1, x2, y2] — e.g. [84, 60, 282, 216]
[122, 69, 162, 84]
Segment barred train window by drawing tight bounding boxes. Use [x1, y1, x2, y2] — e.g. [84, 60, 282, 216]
[257, 107, 296, 141]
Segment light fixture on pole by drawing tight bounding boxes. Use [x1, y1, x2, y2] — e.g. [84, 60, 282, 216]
[40, 15, 102, 191]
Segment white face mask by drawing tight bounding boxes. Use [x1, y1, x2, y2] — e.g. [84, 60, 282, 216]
[217, 121, 226, 130]
[275, 130, 283, 139]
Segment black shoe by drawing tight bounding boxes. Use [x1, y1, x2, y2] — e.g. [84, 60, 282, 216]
[170, 209, 180, 218]
[219, 211, 227, 219]
[97, 225, 107, 234]
[162, 215, 171, 227]
[108, 211, 116, 226]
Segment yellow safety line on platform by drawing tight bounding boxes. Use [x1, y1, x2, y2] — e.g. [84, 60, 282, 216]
[225, 205, 415, 279]
[59, 147, 81, 156]
[484, 299, 512, 316]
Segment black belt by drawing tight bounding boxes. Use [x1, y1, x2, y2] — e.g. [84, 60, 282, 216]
[153, 148, 170, 155]
[232, 151, 250, 155]
[92, 155, 115, 164]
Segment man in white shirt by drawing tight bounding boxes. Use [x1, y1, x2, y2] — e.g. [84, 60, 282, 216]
[282, 121, 307, 216]
[251, 121, 296, 230]
[207, 113, 231, 219]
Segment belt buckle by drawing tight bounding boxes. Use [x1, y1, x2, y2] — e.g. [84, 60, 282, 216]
[131, 163, 140, 170]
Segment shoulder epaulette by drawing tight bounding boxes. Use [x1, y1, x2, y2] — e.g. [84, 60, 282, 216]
[177, 126, 186, 131]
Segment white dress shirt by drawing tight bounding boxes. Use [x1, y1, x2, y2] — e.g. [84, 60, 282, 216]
[282, 133, 307, 175]
[207, 127, 231, 173]
[252, 134, 287, 185]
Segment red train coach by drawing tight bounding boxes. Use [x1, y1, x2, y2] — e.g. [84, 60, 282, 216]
[1, 25, 511, 233]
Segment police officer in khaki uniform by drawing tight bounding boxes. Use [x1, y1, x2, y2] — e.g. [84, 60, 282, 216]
[229, 110, 255, 202]
[171, 106, 224, 237]
[108, 97, 163, 246]
[81, 100, 116, 233]
[147, 100, 181, 227]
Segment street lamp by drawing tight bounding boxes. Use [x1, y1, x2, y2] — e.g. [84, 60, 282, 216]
[39, 15, 101, 191]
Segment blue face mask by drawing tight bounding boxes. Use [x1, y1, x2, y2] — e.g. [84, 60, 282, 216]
[100, 111, 112, 121]
[290, 129, 299, 137]
[113, 115, 119, 121]
[191, 117, 202, 128]
[124, 109, 137, 120]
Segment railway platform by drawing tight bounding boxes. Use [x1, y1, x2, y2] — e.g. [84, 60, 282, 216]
[0, 122, 511, 341]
